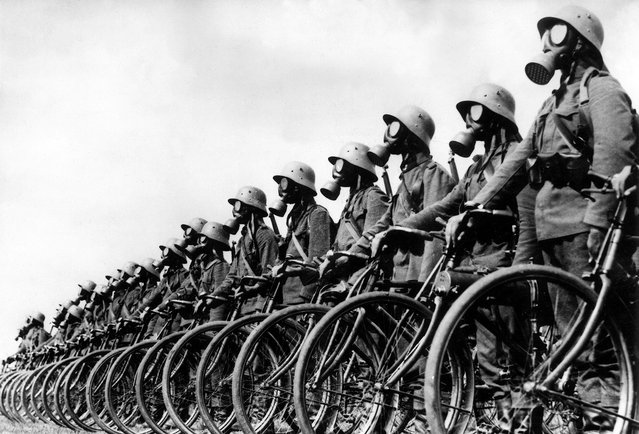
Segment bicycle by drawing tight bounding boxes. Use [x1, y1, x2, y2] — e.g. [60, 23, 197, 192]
[424, 171, 639, 433]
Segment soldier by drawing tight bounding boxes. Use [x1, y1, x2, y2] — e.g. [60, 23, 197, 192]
[357, 106, 456, 281]
[144, 238, 190, 337]
[214, 186, 279, 314]
[318, 143, 390, 279]
[75, 280, 97, 324]
[23, 312, 50, 351]
[446, 6, 638, 431]
[197, 221, 232, 320]
[180, 217, 209, 291]
[109, 262, 139, 322]
[392, 84, 523, 431]
[270, 161, 332, 304]
[398, 84, 521, 269]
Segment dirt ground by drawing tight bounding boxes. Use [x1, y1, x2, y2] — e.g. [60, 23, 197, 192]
[0, 418, 97, 433]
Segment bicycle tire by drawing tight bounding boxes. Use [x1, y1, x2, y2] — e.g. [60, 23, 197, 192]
[105, 340, 157, 434]
[161, 321, 229, 434]
[425, 264, 636, 434]
[232, 303, 330, 434]
[196, 313, 270, 434]
[293, 292, 440, 434]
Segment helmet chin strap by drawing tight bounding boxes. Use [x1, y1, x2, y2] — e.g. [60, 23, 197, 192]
[560, 38, 584, 84]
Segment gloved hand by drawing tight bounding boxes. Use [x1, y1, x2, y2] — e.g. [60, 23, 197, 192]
[445, 212, 468, 247]
[611, 165, 636, 199]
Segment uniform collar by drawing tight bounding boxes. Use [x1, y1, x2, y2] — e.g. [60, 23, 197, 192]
[401, 153, 432, 172]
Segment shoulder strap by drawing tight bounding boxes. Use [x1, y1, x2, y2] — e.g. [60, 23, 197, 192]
[239, 243, 257, 276]
[578, 66, 600, 137]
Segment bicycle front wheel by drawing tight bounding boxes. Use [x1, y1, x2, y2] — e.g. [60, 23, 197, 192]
[425, 264, 636, 434]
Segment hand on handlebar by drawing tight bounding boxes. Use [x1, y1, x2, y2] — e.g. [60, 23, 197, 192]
[610, 165, 637, 199]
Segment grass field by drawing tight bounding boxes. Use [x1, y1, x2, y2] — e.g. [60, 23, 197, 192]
[0, 418, 98, 433]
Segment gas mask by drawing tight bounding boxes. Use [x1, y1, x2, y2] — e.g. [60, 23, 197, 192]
[525, 22, 577, 85]
[268, 199, 287, 218]
[183, 226, 199, 246]
[449, 104, 488, 157]
[277, 178, 301, 205]
[223, 201, 249, 235]
[320, 158, 356, 200]
[368, 120, 409, 166]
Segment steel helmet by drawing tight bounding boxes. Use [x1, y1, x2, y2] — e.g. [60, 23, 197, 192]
[328, 142, 378, 181]
[68, 305, 84, 321]
[105, 269, 120, 281]
[227, 186, 268, 217]
[32, 312, 45, 324]
[117, 261, 139, 278]
[180, 217, 208, 233]
[78, 280, 97, 293]
[200, 221, 231, 251]
[383, 105, 435, 150]
[94, 284, 109, 296]
[273, 161, 317, 195]
[537, 5, 603, 53]
[159, 238, 187, 262]
[456, 83, 518, 132]
[61, 299, 74, 310]
[138, 257, 161, 279]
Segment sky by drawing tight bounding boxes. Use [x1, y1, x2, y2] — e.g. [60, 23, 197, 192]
[1, 0, 638, 359]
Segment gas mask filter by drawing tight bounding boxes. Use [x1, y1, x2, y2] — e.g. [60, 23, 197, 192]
[321, 158, 349, 200]
[268, 199, 287, 217]
[450, 104, 485, 157]
[369, 120, 407, 166]
[525, 22, 573, 85]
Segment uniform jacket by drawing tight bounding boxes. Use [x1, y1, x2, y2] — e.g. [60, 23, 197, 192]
[215, 220, 279, 313]
[471, 65, 637, 241]
[280, 199, 332, 304]
[23, 326, 51, 352]
[145, 263, 189, 336]
[199, 253, 231, 293]
[400, 139, 518, 272]
[333, 185, 390, 252]
[354, 156, 455, 281]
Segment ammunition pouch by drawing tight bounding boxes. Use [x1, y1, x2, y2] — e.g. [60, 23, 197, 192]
[532, 152, 590, 191]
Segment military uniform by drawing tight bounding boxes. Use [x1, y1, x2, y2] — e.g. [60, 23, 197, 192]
[215, 221, 278, 314]
[145, 263, 190, 337]
[471, 64, 638, 408]
[354, 156, 455, 281]
[279, 199, 331, 304]
[400, 142, 518, 270]
[334, 185, 389, 252]
[199, 253, 230, 321]
[23, 325, 51, 352]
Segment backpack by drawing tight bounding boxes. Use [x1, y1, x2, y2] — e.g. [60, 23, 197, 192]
[575, 67, 639, 163]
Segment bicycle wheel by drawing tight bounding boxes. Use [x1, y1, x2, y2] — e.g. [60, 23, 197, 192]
[196, 313, 270, 434]
[42, 357, 79, 428]
[232, 304, 330, 434]
[8, 371, 30, 424]
[105, 340, 157, 434]
[425, 264, 636, 434]
[293, 292, 443, 434]
[63, 349, 111, 431]
[0, 371, 21, 422]
[20, 367, 43, 423]
[135, 333, 185, 434]
[29, 363, 56, 423]
[86, 348, 127, 434]
[161, 321, 228, 434]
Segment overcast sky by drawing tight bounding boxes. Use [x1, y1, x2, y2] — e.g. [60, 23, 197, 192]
[1, 0, 637, 358]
